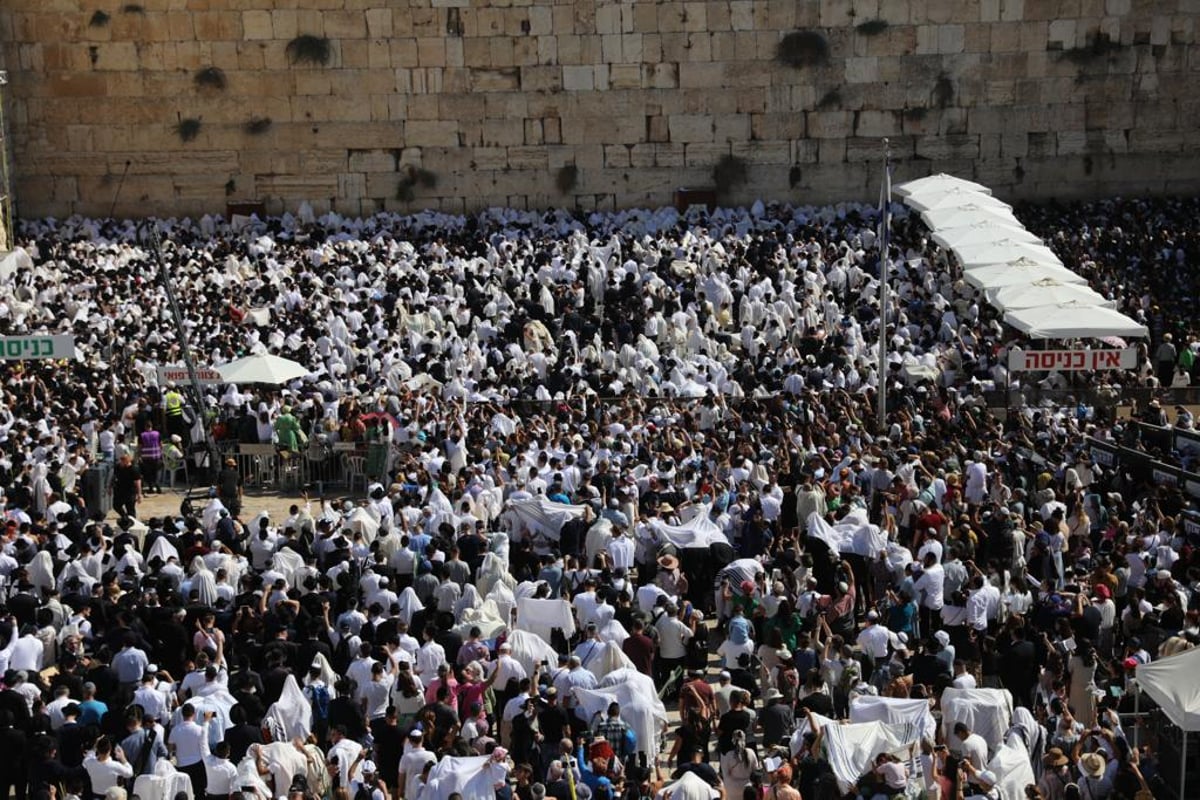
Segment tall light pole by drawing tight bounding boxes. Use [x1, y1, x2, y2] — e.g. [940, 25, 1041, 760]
[876, 139, 893, 431]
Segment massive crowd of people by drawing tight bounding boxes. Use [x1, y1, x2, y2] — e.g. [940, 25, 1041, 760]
[0, 194, 1195, 800]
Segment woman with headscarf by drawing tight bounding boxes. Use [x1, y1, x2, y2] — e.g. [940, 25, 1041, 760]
[719, 729, 759, 799]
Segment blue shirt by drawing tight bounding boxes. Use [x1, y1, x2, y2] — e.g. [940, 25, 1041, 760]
[79, 699, 108, 727]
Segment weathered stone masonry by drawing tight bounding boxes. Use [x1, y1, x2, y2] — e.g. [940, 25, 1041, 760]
[0, 0, 1197, 218]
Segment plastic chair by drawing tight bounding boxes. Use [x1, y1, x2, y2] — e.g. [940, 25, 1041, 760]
[344, 454, 368, 494]
[164, 456, 189, 490]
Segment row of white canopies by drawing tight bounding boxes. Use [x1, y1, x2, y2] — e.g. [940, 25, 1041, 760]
[893, 174, 1148, 340]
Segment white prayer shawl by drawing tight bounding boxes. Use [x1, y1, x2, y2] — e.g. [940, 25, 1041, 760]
[202, 498, 229, 533]
[795, 714, 919, 794]
[1005, 706, 1045, 780]
[572, 668, 669, 759]
[28, 551, 54, 598]
[148, 536, 181, 565]
[476, 553, 516, 598]
[272, 549, 306, 588]
[717, 559, 766, 594]
[453, 598, 507, 641]
[264, 675, 312, 742]
[58, 560, 97, 594]
[345, 507, 380, 544]
[806, 510, 888, 558]
[238, 742, 315, 800]
[503, 496, 587, 540]
[791, 711, 837, 757]
[487, 581, 517, 625]
[396, 587, 424, 627]
[650, 503, 729, 548]
[654, 771, 720, 800]
[515, 597, 575, 644]
[133, 760, 195, 800]
[988, 738, 1037, 800]
[424, 755, 509, 800]
[941, 688, 1014, 758]
[849, 695, 937, 743]
[594, 605, 629, 648]
[233, 756, 273, 800]
[587, 641, 635, 681]
[584, 518, 615, 566]
[193, 570, 219, 608]
[454, 584, 483, 620]
[308, 652, 339, 699]
[505, 629, 559, 676]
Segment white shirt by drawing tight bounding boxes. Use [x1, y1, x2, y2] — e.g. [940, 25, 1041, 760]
[205, 756, 241, 795]
[10, 635, 44, 672]
[399, 747, 435, 799]
[489, 654, 527, 689]
[169, 718, 210, 766]
[958, 732, 988, 771]
[856, 623, 891, 659]
[915, 564, 946, 610]
[133, 684, 171, 723]
[362, 675, 395, 720]
[573, 590, 601, 628]
[83, 755, 133, 794]
[608, 536, 635, 569]
[415, 641, 446, 678]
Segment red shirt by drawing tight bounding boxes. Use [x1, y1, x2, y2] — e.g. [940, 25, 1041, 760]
[621, 632, 655, 675]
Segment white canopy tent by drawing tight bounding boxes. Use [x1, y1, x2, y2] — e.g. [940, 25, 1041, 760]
[1136, 647, 1200, 799]
[986, 278, 1114, 311]
[904, 187, 1012, 214]
[894, 172, 993, 198]
[954, 239, 1064, 269]
[963, 258, 1088, 291]
[921, 204, 1021, 230]
[216, 353, 310, 384]
[1004, 302, 1149, 339]
[930, 221, 1040, 251]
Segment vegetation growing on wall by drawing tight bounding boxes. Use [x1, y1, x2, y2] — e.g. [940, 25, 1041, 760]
[89, 10, 110, 27]
[286, 35, 332, 66]
[932, 73, 955, 108]
[817, 88, 842, 110]
[1062, 31, 1124, 63]
[395, 165, 438, 202]
[194, 67, 227, 91]
[555, 165, 578, 194]
[855, 19, 889, 36]
[243, 117, 273, 135]
[713, 154, 748, 194]
[174, 118, 202, 143]
[776, 31, 829, 68]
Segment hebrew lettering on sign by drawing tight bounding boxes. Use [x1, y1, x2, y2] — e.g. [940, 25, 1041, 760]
[1010, 348, 1136, 372]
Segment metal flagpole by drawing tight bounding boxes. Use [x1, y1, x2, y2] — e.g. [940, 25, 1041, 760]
[140, 220, 222, 478]
[876, 139, 893, 430]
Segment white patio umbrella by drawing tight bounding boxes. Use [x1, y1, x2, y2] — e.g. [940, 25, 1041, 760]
[986, 278, 1114, 311]
[905, 187, 1012, 214]
[954, 239, 1063, 269]
[931, 221, 1040, 251]
[894, 173, 992, 199]
[216, 353, 310, 385]
[920, 203, 1021, 231]
[1004, 302, 1149, 339]
[963, 258, 1088, 291]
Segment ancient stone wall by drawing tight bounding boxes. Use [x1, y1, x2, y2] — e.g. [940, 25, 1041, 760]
[0, 0, 1197, 219]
